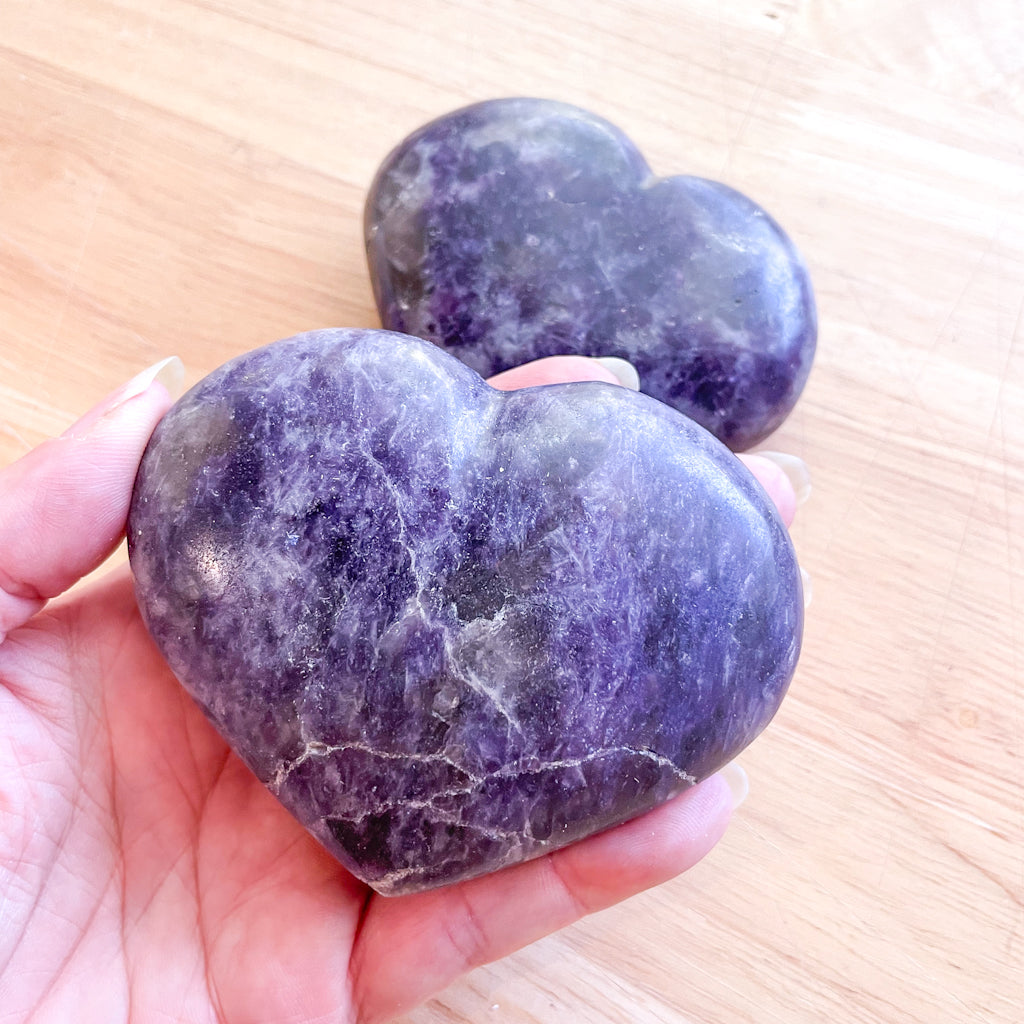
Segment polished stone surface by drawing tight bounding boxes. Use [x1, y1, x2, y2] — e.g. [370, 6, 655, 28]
[366, 97, 817, 451]
[128, 328, 803, 894]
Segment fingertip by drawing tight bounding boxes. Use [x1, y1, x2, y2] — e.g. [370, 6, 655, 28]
[61, 357, 183, 440]
[487, 355, 634, 391]
[715, 760, 750, 811]
[592, 356, 641, 390]
[739, 454, 799, 526]
[756, 451, 811, 506]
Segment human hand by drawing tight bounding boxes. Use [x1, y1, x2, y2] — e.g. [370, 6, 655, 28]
[0, 354, 799, 1023]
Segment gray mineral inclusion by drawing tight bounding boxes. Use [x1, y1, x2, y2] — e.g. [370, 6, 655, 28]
[366, 97, 817, 451]
[128, 328, 803, 895]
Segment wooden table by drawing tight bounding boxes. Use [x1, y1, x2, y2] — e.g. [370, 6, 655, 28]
[2, 2, 1021, 1021]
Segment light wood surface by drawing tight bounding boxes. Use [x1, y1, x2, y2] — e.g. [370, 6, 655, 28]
[3, 2, 1022, 1021]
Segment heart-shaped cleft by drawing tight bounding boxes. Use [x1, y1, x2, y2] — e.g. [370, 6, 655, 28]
[128, 328, 803, 895]
[366, 97, 817, 451]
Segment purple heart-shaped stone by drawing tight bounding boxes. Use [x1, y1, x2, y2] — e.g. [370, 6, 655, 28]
[128, 328, 802, 895]
[365, 98, 817, 451]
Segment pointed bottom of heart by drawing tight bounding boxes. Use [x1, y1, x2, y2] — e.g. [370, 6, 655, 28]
[291, 739, 697, 895]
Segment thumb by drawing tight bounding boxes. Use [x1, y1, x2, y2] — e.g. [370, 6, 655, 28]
[0, 357, 183, 641]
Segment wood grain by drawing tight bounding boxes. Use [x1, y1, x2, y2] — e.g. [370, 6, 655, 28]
[2, 1, 1021, 1021]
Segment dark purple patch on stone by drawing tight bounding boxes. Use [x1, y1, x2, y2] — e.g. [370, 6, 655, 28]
[128, 328, 802, 895]
[365, 97, 817, 451]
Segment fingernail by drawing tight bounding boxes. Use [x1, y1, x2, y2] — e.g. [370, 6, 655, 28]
[62, 356, 185, 440]
[801, 566, 813, 609]
[593, 357, 640, 391]
[112, 356, 185, 410]
[718, 761, 749, 810]
[756, 451, 811, 506]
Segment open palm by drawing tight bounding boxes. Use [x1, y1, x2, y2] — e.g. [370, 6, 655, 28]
[0, 357, 791, 1023]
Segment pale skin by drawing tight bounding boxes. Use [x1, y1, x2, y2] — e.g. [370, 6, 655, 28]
[0, 355, 797, 1023]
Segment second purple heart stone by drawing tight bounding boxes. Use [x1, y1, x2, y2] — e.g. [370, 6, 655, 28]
[366, 97, 817, 451]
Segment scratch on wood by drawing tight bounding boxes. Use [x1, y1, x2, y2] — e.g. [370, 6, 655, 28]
[720, 8, 793, 177]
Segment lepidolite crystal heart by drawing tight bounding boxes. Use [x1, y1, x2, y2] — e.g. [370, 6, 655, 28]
[128, 328, 802, 895]
[366, 97, 817, 451]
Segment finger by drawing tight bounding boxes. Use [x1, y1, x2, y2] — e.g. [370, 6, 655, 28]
[488, 355, 639, 391]
[352, 774, 736, 1024]
[0, 357, 183, 641]
[739, 453, 810, 528]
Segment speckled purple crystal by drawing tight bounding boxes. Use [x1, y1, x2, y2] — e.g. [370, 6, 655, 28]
[365, 97, 817, 451]
[128, 328, 802, 895]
